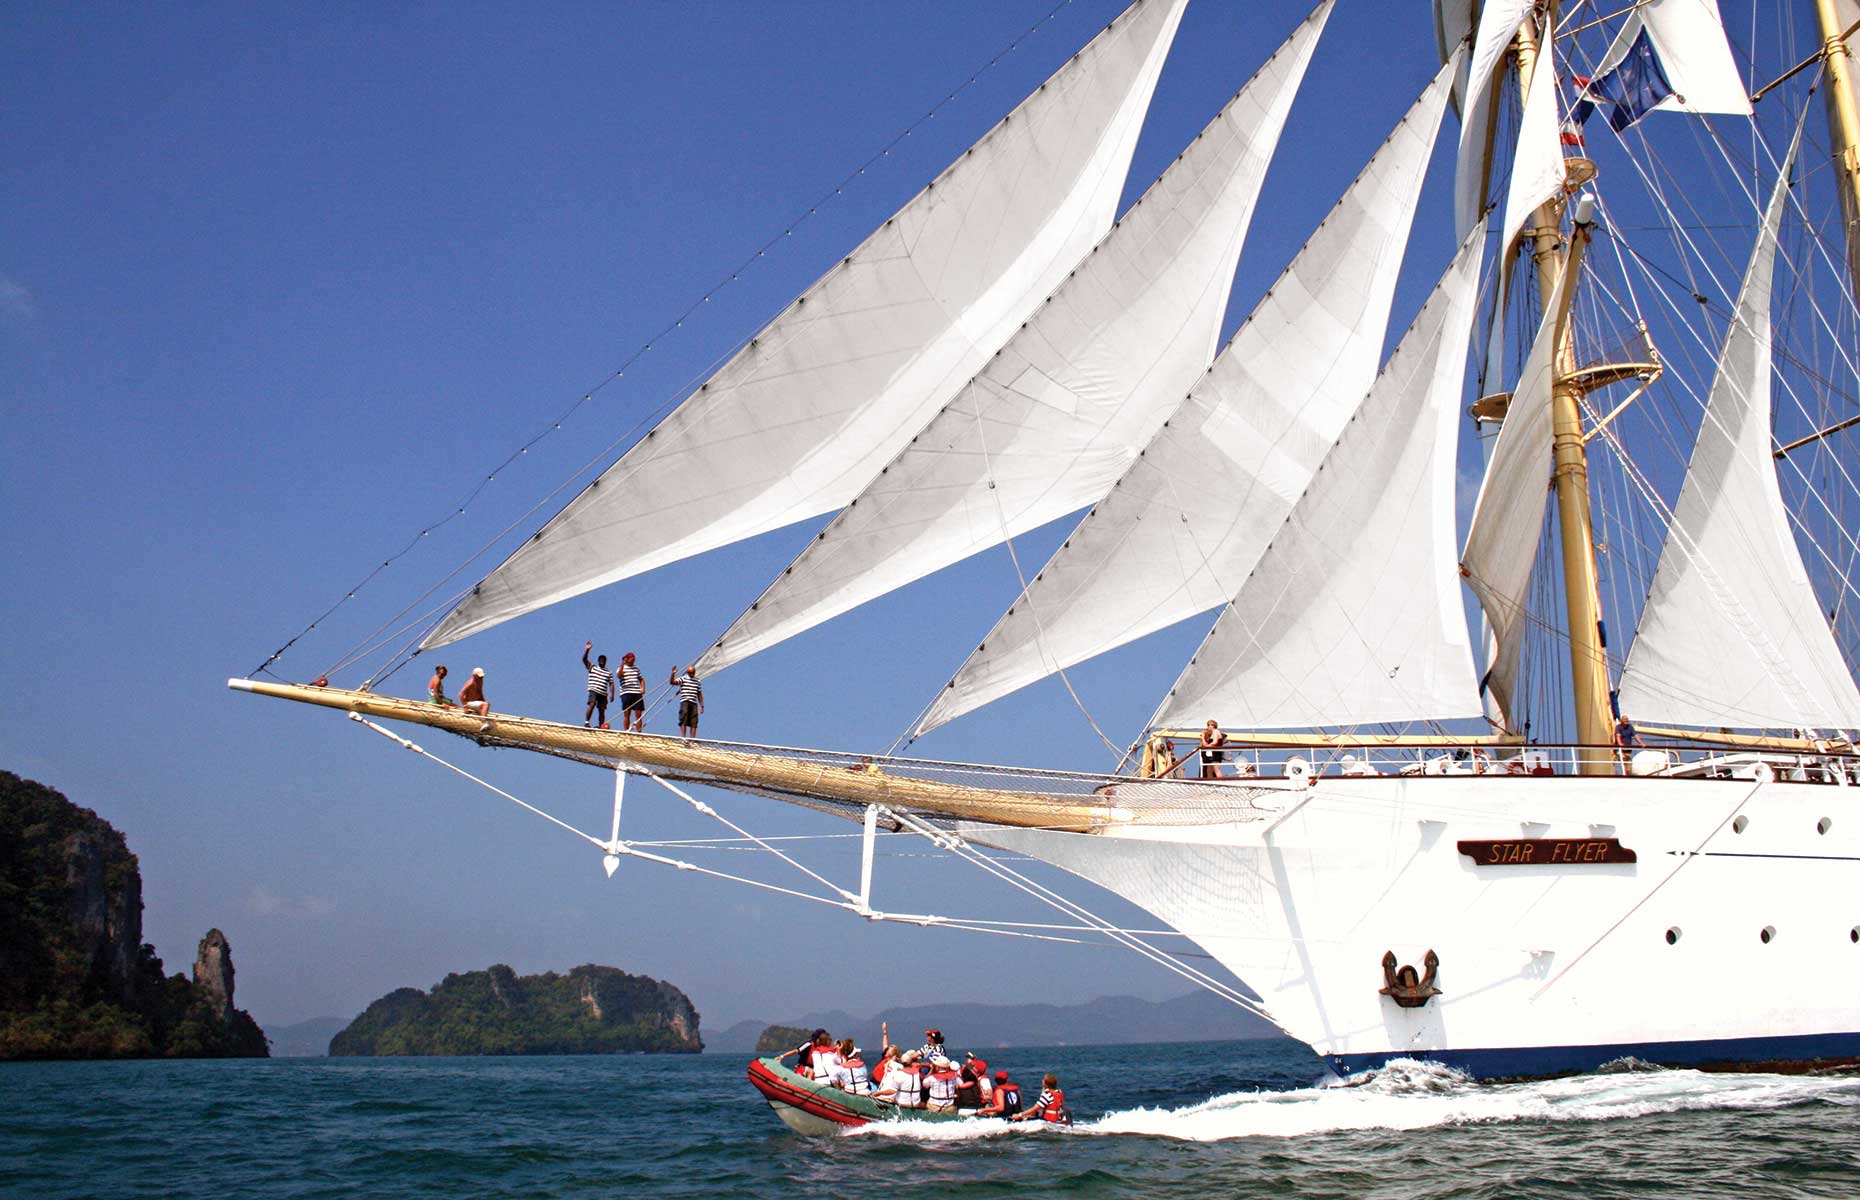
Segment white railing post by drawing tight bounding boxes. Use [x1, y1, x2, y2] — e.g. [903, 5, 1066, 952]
[857, 804, 879, 914]
[603, 769, 627, 878]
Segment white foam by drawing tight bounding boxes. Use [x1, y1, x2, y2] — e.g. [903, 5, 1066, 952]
[1077, 1060, 1860, 1143]
[843, 1115, 1048, 1142]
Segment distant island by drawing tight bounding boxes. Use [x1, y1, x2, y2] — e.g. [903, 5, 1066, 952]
[0, 771, 268, 1060]
[754, 1024, 812, 1054]
[331, 963, 702, 1055]
[708, 990, 1281, 1054]
[264, 1015, 351, 1057]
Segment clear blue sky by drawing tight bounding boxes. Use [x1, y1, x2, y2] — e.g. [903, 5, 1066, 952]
[0, 1, 1814, 1033]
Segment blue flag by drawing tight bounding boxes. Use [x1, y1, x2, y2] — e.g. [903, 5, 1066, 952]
[1577, 28, 1675, 133]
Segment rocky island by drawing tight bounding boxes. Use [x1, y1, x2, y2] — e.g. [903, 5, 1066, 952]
[331, 963, 702, 1055]
[0, 771, 268, 1059]
[754, 1024, 812, 1054]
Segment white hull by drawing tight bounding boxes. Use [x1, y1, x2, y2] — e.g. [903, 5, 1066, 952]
[966, 770, 1860, 1077]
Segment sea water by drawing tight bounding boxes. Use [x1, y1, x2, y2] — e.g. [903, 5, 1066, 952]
[3, 1039, 1857, 1198]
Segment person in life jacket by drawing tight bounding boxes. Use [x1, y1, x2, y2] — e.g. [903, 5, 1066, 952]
[874, 1050, 927, 1108]
[955, 1059, 989, 1109]
[780, 1028, 831, 1078]
[826, 1038, 872, 1096]
[923, 1056, 963, 1113]
[868, 1044, 901, 1089]
[978, 1069, 1021, 1119]
[964, 1054, 993, 1105]
[1010, 1073, 1071, 1125]
[806, 1030, 843, 1082]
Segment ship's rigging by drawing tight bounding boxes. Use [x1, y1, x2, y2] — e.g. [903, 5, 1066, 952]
[235, 0, 1860, 1072]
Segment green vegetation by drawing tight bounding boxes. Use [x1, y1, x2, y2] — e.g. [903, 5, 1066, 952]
[755, 1024, 812, 1054]
[0, 771, 268, 1060]
[330, 963, 702, 1056]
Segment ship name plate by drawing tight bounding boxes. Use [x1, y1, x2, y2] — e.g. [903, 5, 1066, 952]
[1457, 838, 1637, 866]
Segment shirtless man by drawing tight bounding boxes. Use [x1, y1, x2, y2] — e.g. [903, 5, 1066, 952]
[459, 667, 489, 716]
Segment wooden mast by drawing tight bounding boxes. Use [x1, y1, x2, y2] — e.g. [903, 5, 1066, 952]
[1815, 0, 1860, 305]
[1513, 6, 1618, 772]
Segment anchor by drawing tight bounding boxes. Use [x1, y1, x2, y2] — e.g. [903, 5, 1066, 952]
[1379, 949, 1442, 1008]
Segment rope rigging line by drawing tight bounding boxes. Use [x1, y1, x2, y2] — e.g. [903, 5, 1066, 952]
[252, 0, 1084, 683]
[1589, 127, 1860, 611]
[345, 705, 1296, 977]
[892, 397, 1125, 762]
[892, 810, 1284, 1029]
[351, 704, 1782, 997]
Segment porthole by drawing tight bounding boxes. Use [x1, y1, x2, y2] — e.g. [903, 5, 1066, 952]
[1665, 927, 1681, 945]
[1759, 925, 1776, 944]
[1818, 817, 1833, 836]
[1732, 815, 1749, 834]
[1851, 927, 1859, 944]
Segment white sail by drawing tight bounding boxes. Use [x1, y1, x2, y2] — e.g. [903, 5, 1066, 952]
[1483, 22, 1565, 388]
[1618, 143, 1860, 730]
[422, 0, 1188, 650]
[1454, 0, 1532, 237]
[1498, 30, 1565, 276]
[695, 3, 1333, 676]
[1592, 0, 1751, 118]
[1150, 225, 1488, 731]
[1459, 261, 1566, 725]
[917, 57, 1460, 736]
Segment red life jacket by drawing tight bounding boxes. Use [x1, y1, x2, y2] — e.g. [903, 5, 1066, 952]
[1040, 1087, 1069, 1122]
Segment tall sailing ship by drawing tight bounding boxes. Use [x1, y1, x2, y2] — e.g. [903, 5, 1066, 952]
[235, 0, 1860, 1080]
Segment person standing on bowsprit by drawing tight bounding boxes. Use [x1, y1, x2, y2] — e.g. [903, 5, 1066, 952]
[671, 665, 704, 739]
[616, 652, 645, 732]
[583, 642, 614, 728]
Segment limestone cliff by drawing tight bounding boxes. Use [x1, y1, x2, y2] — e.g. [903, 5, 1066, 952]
[0, 771, 268, 1060]
[330, 963, 702, 1056]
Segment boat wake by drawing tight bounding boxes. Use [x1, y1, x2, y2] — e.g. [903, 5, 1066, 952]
[845, 1061, 1859, 1143]
[1083, 1060, 1860, 1141]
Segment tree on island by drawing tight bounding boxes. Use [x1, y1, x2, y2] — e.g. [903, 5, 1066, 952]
[0, 771, 268, 1060]
[755, 1025, 812, 1054]
[331, 963, 702, 1056]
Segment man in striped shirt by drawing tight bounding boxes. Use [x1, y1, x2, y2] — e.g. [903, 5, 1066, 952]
[670, 665, 703, 739]
[616, 652, 645, 732]
[583, 642, 614, 729]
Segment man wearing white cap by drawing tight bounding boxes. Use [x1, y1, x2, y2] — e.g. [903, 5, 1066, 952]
[460, 667, 489, 715]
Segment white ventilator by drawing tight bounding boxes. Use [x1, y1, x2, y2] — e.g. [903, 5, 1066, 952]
[696, 2, 1334, 675]
[424, 0, 1189, 650]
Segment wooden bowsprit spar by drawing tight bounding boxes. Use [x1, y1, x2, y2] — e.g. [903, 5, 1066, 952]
[226, 677, 1290, 1031]
[227, 679, 1284, 833]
